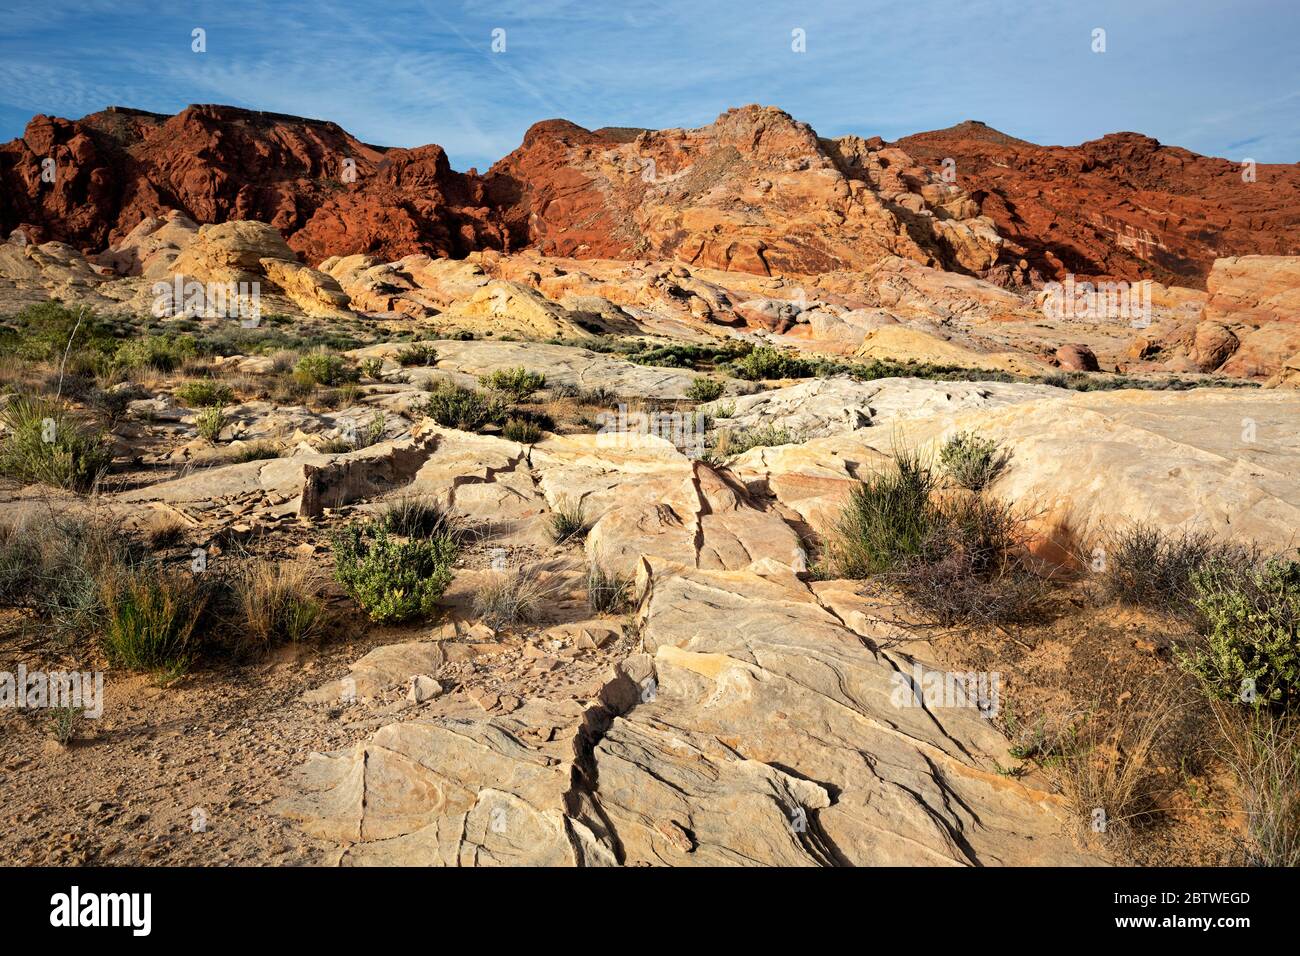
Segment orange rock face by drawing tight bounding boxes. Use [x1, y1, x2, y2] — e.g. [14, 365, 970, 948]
[897, 121, 1300, 289]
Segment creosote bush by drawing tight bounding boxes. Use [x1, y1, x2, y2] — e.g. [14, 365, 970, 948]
[331, 521, 458, 623]
[0, 395, 111, 492]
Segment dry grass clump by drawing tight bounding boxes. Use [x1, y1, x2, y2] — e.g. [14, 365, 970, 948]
[548, 497, 588, 543]
[473, 562, 559, 629]
[1209, 705, 1300, 866]
[587, 558, 633, 614]
[233, 560, 328, 648]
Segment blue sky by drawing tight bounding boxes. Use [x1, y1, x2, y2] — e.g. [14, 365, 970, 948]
[1, 0, 1296, 170]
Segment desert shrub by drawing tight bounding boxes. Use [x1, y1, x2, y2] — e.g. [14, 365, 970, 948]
[1053, 682, 1181, 849]
[226, 441, 282, 463]
[1210, 706, 1300, 866]
[415, 383, 504, 432]
[711, 424, 801, 457]
[358, 357, 384, 379]
[473, 563, 556, 630]
[479, 367, 546, 402]
[331, 522, 458, 623]
[1179, 558, 1300, 710]
[0, 395, 111, 492]
[686, 377, 726, 402]
[114, 333, 198, 373]
[5, 301, 119, 366]
[623, 341, 750, 370]
[378, 496, 457, 540]
[99, 567, 209, 672]
[548, 498, 587, 543]
[0, 513, 132, 643]
[48, 705, 84, 745]
[395, 343, 439, 367]
[194, 405, 225, 442]
[502, 416, 543, 443]
[728, 346, 818, 381]
[234, 561, 327, 647]
[1097, 523, 1255, 615]
[939, 431, 1010, 492]
[575, 386, 617, 407]
[587, 560, 632, 614]
[174, 380, 233, 408]
[825, 449, 939, 578]
[293, 351, 359, 388]
[346, 412, 386, 450]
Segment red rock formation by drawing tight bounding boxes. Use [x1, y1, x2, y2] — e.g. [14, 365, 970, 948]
[0, 104, 506, 264]
[897, 121, 1300, 288]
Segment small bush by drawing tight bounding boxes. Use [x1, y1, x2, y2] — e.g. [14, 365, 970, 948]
[0, 395, 111, 492]
[99, 567, 209, 672]
[395, 343, 439, 367]
[416, 383, 504, 432]
[473, 563, 556, 630]
[194, 406, 225, 442]
[502, 416, 543, 443]
[378, 496, 457, 539]
[1179, 558, 1300, 709]
[331, 522, 458, 623]
[686, 377, 726, 402]
[549, 498, 587, 543]
[825, 449, 938, 578]
[712, 424, 801, 458]
[358, 357, 384, 380]
[174, 380, 234, 408]
[587, 561, 632, 614]
[115, 333, 198, 373]
[293, 351, 359, 388]
[226, 441, 282, 463]
[1097, 524, 1238, 613]
[939, 431, 1010, 492]
[479, 367, 546, 402]
[728, 346, 818, 381]
[234, 561, 327, 648]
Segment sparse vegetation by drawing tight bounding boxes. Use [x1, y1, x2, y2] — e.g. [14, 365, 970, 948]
[686, 377, 726, 402]
[0, 395, 111, 492]
[473, 563, 556, 630]
[331, 521, 458, 623]
[175, 380, 234, 408]
[415, 383, 504, 432]
[395, 343, 439, 367]
[99, 567, 209, 673]
[939, 431, 1010, 492]
[234, 561, 328, 648]
[548, 498, 587, 543]
[479, 366, 546, 402]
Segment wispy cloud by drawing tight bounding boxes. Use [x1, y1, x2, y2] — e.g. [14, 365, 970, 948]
[0, 0, 1295, 167]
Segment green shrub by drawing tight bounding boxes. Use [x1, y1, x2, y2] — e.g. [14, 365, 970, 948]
[939, 431, 1010, 492]
[479, 367, 546, 402]
[713, 424, 800, 457]
[293, 351, 359, 388]
[548, 498, 587, 543]
[378, 496, 457, 539]
[194, 405, 225, 442]
[174, 380, 234, 408]
[1179, 559, 1300, 709]
[395, 344, 439, 367]
[5, 302, 119, 365]
[115, 333, 198, 373]
[358, 357, 384, 379]
[728, 346, 819, 381]
[686, 377, 726, 402]
[100, 567, 209, 672]
[0, 395, 111, 492]
[825, 450, 938, 577]
[416, 383, 504, 432]
[502, 416, 543, 443]
[331, 522, 458, 623]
